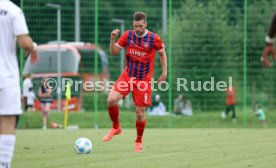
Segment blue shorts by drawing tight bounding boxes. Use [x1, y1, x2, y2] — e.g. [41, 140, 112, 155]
[40, 100, 53, 105]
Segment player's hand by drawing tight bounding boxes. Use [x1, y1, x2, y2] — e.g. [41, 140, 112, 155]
[157, 73, 167, 84]
[47, 91, 52, 96]
[111, 29, 120, 40]
[29, 42, 38, 64]
[30, 50, 38, 64]
[46, 89, 52, 96]
[261, 43, 276, 67]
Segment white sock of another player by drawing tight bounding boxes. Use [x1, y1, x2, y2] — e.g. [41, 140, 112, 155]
[0, 135, 16, 168]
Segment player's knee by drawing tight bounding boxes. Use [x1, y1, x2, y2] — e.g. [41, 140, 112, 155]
[0, 116, 17, 134]
[42, 110, 48, 115]
[136, 109, 145, 120]
[107, 97, 116, 107]
[136, 113, 145, 121]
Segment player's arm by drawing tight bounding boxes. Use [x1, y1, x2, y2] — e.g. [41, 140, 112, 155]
[13, 9, 38, 64]
[261, 12, 276, 67]
[157, 49, 167, 84]
[110, 29, 121, 55]
[38, 87, 50, 98]
[38, 86, 44, 98]
[268, 12, 276, 39]
[17, 35, 38, 64]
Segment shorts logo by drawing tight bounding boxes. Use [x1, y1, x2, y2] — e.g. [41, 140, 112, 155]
[144, 93, 148, 104]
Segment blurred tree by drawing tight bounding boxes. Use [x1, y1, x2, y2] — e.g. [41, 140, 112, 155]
[168, 0, 242, 110]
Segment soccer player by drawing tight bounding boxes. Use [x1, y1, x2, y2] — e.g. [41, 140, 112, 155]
[254, 103, 266, 126]
[222, 86, 237, 122]
[102, 12, 167, 152]
[261, 12, 276, 67]
[38, 78, 53, 130]
[22, 74, 33, 112]
[0, 0, 38, 167]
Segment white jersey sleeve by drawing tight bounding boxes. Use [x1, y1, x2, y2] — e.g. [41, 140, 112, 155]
[13, 10, 29, 36]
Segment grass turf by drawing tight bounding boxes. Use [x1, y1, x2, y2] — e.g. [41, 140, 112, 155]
[17, 109, 276, 129]
[13, 128, 276, 168]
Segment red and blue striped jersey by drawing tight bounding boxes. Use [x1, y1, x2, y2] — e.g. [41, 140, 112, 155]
[116, 30, 165, 81]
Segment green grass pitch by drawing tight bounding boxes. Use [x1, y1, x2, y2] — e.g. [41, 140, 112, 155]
[13, 129, 276, 168]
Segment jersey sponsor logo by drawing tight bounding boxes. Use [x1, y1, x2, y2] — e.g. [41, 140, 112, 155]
[0, 10, 8, 15]
[129, 49, 146, 57]
[130, 40, 135, 45]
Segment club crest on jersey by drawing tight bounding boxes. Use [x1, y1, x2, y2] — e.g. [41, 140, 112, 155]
[144, 42, 149, 48]
[130, 40, 135, 45]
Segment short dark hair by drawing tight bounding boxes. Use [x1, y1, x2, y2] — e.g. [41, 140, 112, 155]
[133, 12, 147, 22]
[12, 0, 21, 7]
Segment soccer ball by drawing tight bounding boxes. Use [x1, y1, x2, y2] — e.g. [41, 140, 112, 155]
[74, 137, 93, 154]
